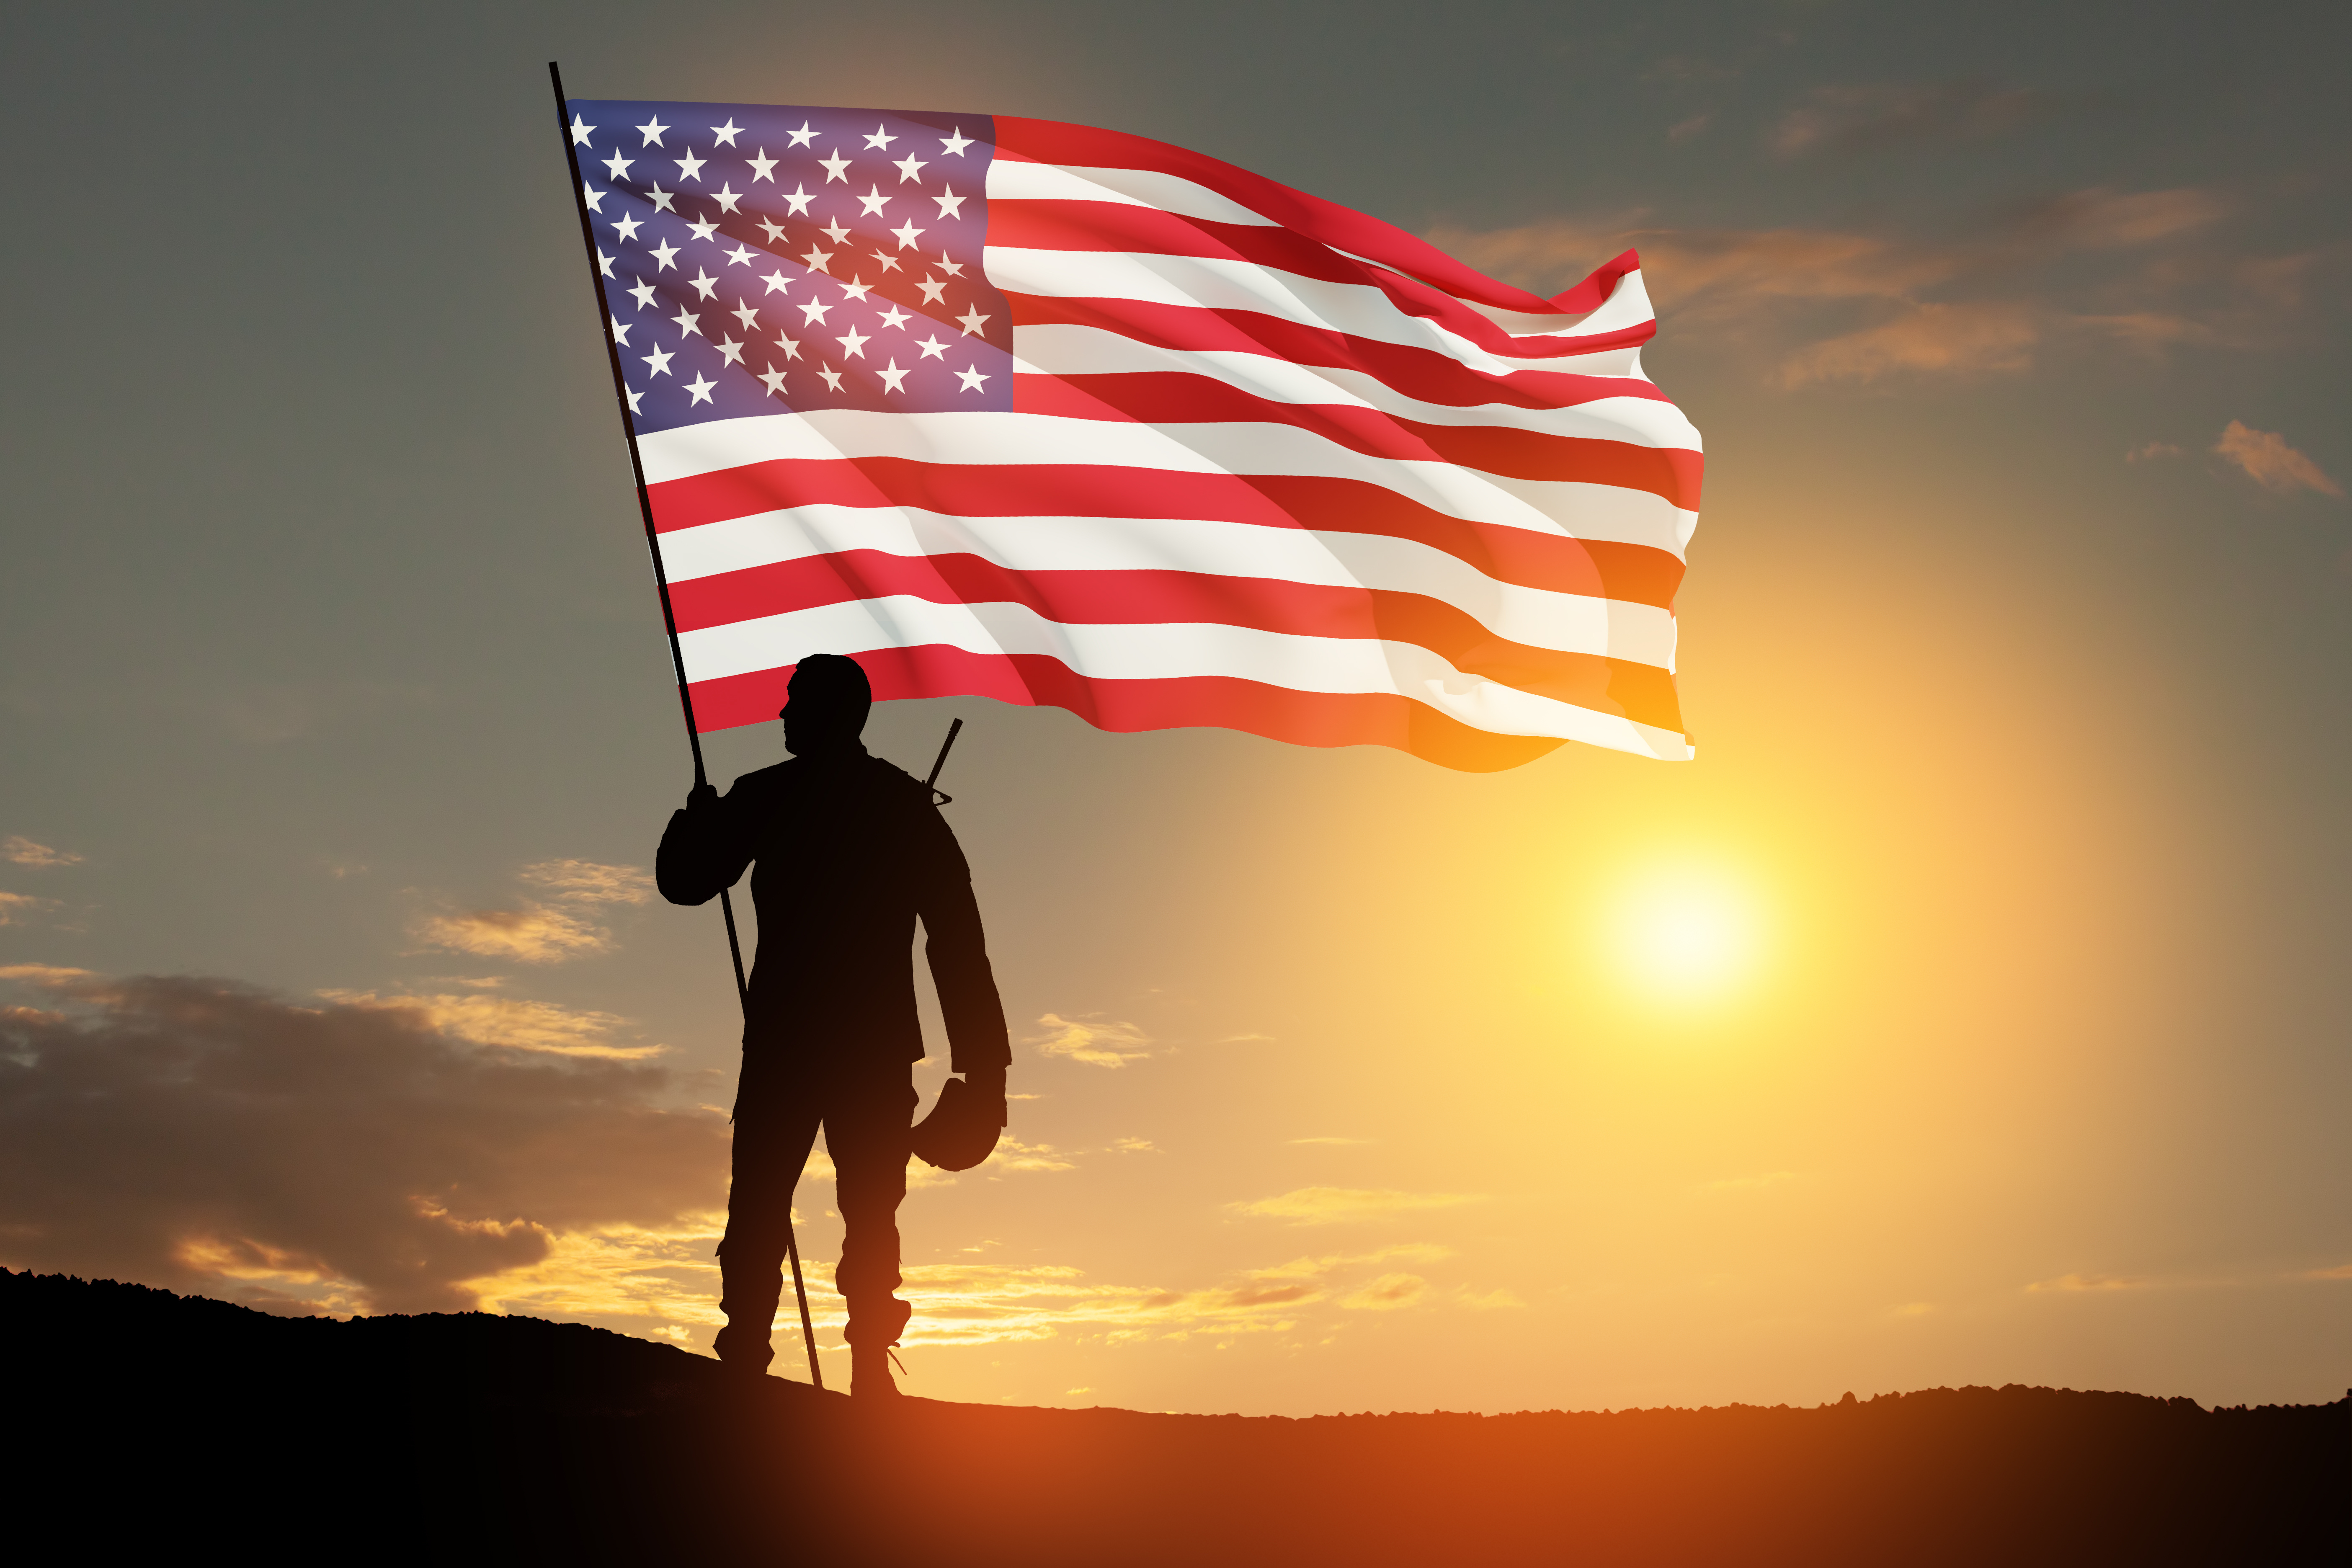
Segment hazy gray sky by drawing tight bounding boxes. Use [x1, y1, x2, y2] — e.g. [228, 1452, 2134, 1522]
[3, 1, 2346, 1415]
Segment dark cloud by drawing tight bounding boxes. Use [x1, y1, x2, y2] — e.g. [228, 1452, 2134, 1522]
[0, 969, 726, 1314]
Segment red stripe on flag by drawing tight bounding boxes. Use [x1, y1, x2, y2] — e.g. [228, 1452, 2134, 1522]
[1012, 371, 1701, 504]
[665, 551, 1685, 730]
[688, 645, 1571, 771]
[990, 201, 1641, 359]
[991, 118, 1638, 320]
[1002, 292, 1666, 410]
[647, 460, 1687, 608]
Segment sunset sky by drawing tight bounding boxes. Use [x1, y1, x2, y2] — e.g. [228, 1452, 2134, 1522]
[3, 1, 2346, 1417]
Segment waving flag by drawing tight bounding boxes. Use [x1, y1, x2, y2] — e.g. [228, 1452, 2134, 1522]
[559, 99, 1700, 769]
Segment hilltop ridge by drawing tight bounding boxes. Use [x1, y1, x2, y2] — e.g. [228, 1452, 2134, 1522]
[7, 1269, 2343, 1565]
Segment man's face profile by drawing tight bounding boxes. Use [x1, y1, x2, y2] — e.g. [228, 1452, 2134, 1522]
[781, 655, 871, 756]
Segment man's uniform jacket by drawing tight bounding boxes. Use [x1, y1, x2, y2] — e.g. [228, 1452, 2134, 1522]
[655, 748, 1009, 1075]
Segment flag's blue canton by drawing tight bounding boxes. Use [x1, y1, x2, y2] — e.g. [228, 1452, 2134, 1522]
[566, 101, 1012, 434]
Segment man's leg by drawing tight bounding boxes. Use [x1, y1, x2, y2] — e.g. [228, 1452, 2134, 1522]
[826, 1059, 918, 1391]
[714, 1049, 822, 1374]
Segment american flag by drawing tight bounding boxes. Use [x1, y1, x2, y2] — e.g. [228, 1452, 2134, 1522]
[561, 100, 1701, 769]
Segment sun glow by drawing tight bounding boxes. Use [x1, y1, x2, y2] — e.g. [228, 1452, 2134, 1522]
[1608, 865, 1764, 1002]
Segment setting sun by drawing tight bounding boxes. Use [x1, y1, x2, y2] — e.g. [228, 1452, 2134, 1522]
[1609, 867, 1764, 1001]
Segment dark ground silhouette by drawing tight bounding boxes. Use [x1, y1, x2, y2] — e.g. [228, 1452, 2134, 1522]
[7, 1270, 2343, 1565]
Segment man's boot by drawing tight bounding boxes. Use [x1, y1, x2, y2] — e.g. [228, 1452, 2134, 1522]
[846, 1296, 913, 1398]
[850, 1343, 901, 1398]
[714, 1247, 781, 1377]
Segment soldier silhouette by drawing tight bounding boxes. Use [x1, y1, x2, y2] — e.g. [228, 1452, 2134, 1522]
[657, 653, 1009, 1397]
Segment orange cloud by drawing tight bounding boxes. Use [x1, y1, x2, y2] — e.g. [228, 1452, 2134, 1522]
[412, 905, 609, 963]
[318, 989, 659, 1059]
[408, 859, 656, 965]
[1779, 302, 2040, 386]
[2214, 421, 2344, 497]
[1339, 1273, 1426, 1311]
[1229, 1187, 1485, 1224]
[2026, 1272, 2150, 1293]
[519, 859, 656, 905]
[1425, 179, 2289, 390]
[2126, 442, 2183, 463]
[1457, 1287, 1527, 1310]
[3, 836, 81, 868]
[0, 891, 62, 927]
[1029, 1012, 1151, 1067]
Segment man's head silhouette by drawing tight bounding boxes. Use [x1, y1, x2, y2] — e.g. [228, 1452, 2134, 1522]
[781, 653, 872, 757]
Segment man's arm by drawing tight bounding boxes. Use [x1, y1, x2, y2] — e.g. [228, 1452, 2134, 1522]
[655, 780, 758, 906]
[915, 809, 1010, 1082]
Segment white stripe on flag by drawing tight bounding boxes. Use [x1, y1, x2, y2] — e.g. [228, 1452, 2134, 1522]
[982, 246, 1632, 376]
[657, 503, 1680, 665]
[1009, 323, 1704, 448]
[984, 159, 1279, 227]
[676, 596, 1693, 759]
[634, 413, 1697, 554]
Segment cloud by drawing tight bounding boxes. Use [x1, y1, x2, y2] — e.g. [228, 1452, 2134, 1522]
[0, 963, 91, 985]
[1228, 1187, 1485, 1225]
[1426, 179, 2295, 390]
[1667, 114, 1710, 145]
[0, 891, 63, 927]
[3, 837, 80, 868]
[2303, 1263, 2352, 1280]
[1771, 81, 2042, 157]
[1457, 1287, 1526, 1310]
[1779, 301, 2040, 386]
[1339, 1273, 1426, 1311]
[1288, 1136, 1371, 1146]
[1028, 1012, 1151, 1068]
[0, 969, 727, 1315]
[412, 905, 610, 964]
[2026, 1272, 2150, 1293]
[408, 860, 656, 965]
[984, 1136, 1078, 1173]
[2126, 442, 2183, 463]
[317, 990, 658, 1060]
[1109, 1137, 1158, 1154]
[1431, 219, 1960, 316]
[2022, 187, 2226, 249]
[519, 859, 656, 905]
[858, 1244, 1455, 1348]
[2214, 421, 2344, 497]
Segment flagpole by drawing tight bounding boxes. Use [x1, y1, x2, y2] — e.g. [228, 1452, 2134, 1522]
[548, 61, 826, 1395]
